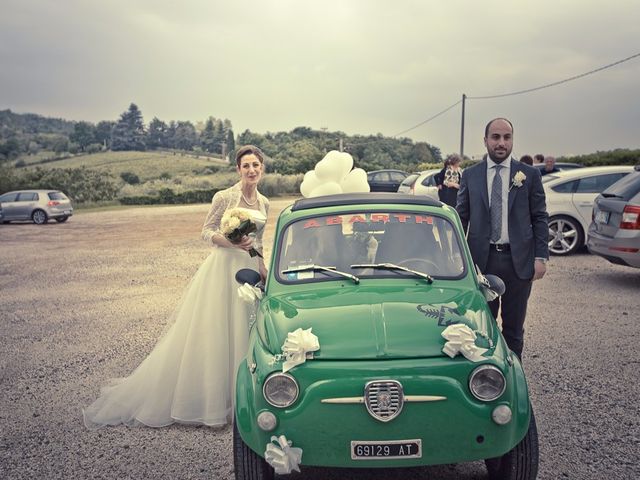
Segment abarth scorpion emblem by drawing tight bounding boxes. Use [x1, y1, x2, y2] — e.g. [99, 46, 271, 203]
[364, 380, 404, 422]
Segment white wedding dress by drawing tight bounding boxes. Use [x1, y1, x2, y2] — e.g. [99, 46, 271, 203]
[83, 200, 267, 428]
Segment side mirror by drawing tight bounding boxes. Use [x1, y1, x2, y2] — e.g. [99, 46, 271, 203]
[484, 273, 507, 297]
[235, 268, 262, 287]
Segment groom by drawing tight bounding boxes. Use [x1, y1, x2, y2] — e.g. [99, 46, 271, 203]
[456, 118, 549, 358]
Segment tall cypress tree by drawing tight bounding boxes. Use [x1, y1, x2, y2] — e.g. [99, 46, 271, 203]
[111, 103, 146, 151]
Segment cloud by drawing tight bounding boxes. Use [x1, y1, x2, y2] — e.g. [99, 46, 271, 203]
[0, 0, 638, 156]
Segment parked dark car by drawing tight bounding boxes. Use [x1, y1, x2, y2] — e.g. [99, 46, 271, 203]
[367, 169, 409, 192]
[587, 165, 640, 268]
[0, 190, 73, 224]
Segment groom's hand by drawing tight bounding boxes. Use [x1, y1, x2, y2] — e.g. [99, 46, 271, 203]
[533, 259, 547, 281]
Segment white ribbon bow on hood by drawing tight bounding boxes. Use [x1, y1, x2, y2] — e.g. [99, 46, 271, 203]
[441, 324, 488, 362]
[281, 327, 320, 373]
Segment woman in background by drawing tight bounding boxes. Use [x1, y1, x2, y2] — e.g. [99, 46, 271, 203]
[436, 154, 463, 207]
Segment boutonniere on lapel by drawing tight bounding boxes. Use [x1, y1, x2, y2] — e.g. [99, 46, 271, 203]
[509, 171, 526, 191]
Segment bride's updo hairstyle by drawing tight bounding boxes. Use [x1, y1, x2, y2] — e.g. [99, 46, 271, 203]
[235, 145, 265, 167]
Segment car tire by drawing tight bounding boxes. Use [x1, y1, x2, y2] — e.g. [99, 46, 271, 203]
[55, 216, 69, 223]
[233, 421, 274, 480]
[32, 209, 48, 225]
[485, 409, 539, 480]
[548, 215, 583, 255]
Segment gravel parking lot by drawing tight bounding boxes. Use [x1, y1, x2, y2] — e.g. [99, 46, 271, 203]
[1, 200, 639, 480]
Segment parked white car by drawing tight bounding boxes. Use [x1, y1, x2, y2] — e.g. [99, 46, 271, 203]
[544, 166, 634, 255]
[397, 169, 441, 200]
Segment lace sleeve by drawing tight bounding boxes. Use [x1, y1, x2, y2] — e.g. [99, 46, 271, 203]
[251, 195, 269, 252]
[201, 191, 229, 246]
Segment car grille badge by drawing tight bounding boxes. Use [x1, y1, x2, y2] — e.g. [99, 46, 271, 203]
[364, 380, 404, 422]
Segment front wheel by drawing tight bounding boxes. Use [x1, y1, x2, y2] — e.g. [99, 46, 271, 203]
[485, 410, 539, 480]
[233, 421, 274, 480]
[55, 216, 69, 223]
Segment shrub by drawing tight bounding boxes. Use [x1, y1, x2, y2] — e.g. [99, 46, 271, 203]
[3, 167, 119, 203]
[120, 188, 220, 205]
[260, 173, 303, 197]
[14, 159, 26, 168]
[120, 171, 140, 184]
[159, 171, 171, 180]
[85, 143, 103, 154]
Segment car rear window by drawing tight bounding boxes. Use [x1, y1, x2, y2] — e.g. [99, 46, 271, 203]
[575, 173, 627, 194]
[48, 192, 67, 200]
[551, 180, 578, 193]
[601, 171, 640, 200]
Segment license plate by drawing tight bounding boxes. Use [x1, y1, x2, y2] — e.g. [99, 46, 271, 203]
[595, 210, 610, 224]
[351, 439, 422, 460]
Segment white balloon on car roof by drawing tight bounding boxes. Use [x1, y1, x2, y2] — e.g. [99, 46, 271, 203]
[300, 150, 370, 198]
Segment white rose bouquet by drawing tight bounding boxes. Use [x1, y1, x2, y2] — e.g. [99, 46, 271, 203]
[221, 208, 262, 257]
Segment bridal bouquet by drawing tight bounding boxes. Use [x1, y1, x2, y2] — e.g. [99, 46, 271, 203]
[221, 208, 262, 258]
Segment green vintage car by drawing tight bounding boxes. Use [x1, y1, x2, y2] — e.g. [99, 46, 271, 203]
[233, 193, 538, 480]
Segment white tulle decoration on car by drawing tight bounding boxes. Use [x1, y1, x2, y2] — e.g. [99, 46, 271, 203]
[264, 435, 303, 475]
[281, 327, 320, 373]
[441, 324, 488, 362]
[237, 283, 263, 303]
[300, 150, 370, 198]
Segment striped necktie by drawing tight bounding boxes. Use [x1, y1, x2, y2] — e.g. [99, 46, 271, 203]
[490, 164, 504, 243]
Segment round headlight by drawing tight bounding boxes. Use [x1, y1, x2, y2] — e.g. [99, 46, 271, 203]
[263, 372, 299, 408]
[469, 365, 506, 402]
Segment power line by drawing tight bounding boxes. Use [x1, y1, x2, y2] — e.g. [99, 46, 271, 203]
[467, 51, 640, 100]
[392, 100, 462, 137]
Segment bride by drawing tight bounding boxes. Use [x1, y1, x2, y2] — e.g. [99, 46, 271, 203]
[83, 145, 269, 428]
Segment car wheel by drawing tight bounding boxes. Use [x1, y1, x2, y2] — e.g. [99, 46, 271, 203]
[55, 216, 69, 223]
[32, 209, 48, 225]
[485, 409, 539, 480]
[548, 215, 583, 255]
[233, 421, 274, 480]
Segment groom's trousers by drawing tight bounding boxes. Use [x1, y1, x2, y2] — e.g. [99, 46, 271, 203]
[485, 247, 533, 359]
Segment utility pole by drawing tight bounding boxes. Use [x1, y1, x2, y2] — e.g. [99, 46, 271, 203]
[339, 138, 343, 152]
[460, 93, 466, 158]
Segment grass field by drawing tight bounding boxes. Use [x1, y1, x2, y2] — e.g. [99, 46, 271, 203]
[23, 150, 232, 182]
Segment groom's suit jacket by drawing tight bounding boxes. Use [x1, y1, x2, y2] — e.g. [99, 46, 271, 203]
[456, 157, 549, 280]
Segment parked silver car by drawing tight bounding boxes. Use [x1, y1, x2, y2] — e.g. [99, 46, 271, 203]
[0, 190, 73, 224]
[397, 169, 441, 200]
[587, 165, 640, 268]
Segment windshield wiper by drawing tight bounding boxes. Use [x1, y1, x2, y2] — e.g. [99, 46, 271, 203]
[281, 264, 360, 284]
[351, 263, 433, 284]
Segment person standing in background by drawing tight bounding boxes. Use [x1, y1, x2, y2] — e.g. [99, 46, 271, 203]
[533, 153, 545, 165]
[519, 154, 533, 166]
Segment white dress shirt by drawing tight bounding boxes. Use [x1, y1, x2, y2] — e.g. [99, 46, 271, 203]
[486, 156, 511, 244]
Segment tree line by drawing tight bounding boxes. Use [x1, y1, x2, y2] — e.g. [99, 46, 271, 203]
[0, 106, 442, 174]
[0, 105, 235, 160]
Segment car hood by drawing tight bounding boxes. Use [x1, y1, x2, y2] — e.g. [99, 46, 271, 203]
[262, 286, 495, 360]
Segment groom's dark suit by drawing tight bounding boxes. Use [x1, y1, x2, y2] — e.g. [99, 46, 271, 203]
[456, 157, 548, 356]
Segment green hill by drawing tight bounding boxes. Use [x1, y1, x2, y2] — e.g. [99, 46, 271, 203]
[23, 150, 230, 182]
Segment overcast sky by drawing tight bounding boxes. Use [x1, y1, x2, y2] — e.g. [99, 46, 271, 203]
[1, 0, 638, 158]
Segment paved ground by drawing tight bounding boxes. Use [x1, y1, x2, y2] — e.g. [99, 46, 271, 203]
[1, 200, 639, 480]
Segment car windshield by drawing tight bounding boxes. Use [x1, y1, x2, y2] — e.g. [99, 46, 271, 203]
[276, 211, 465, 282]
